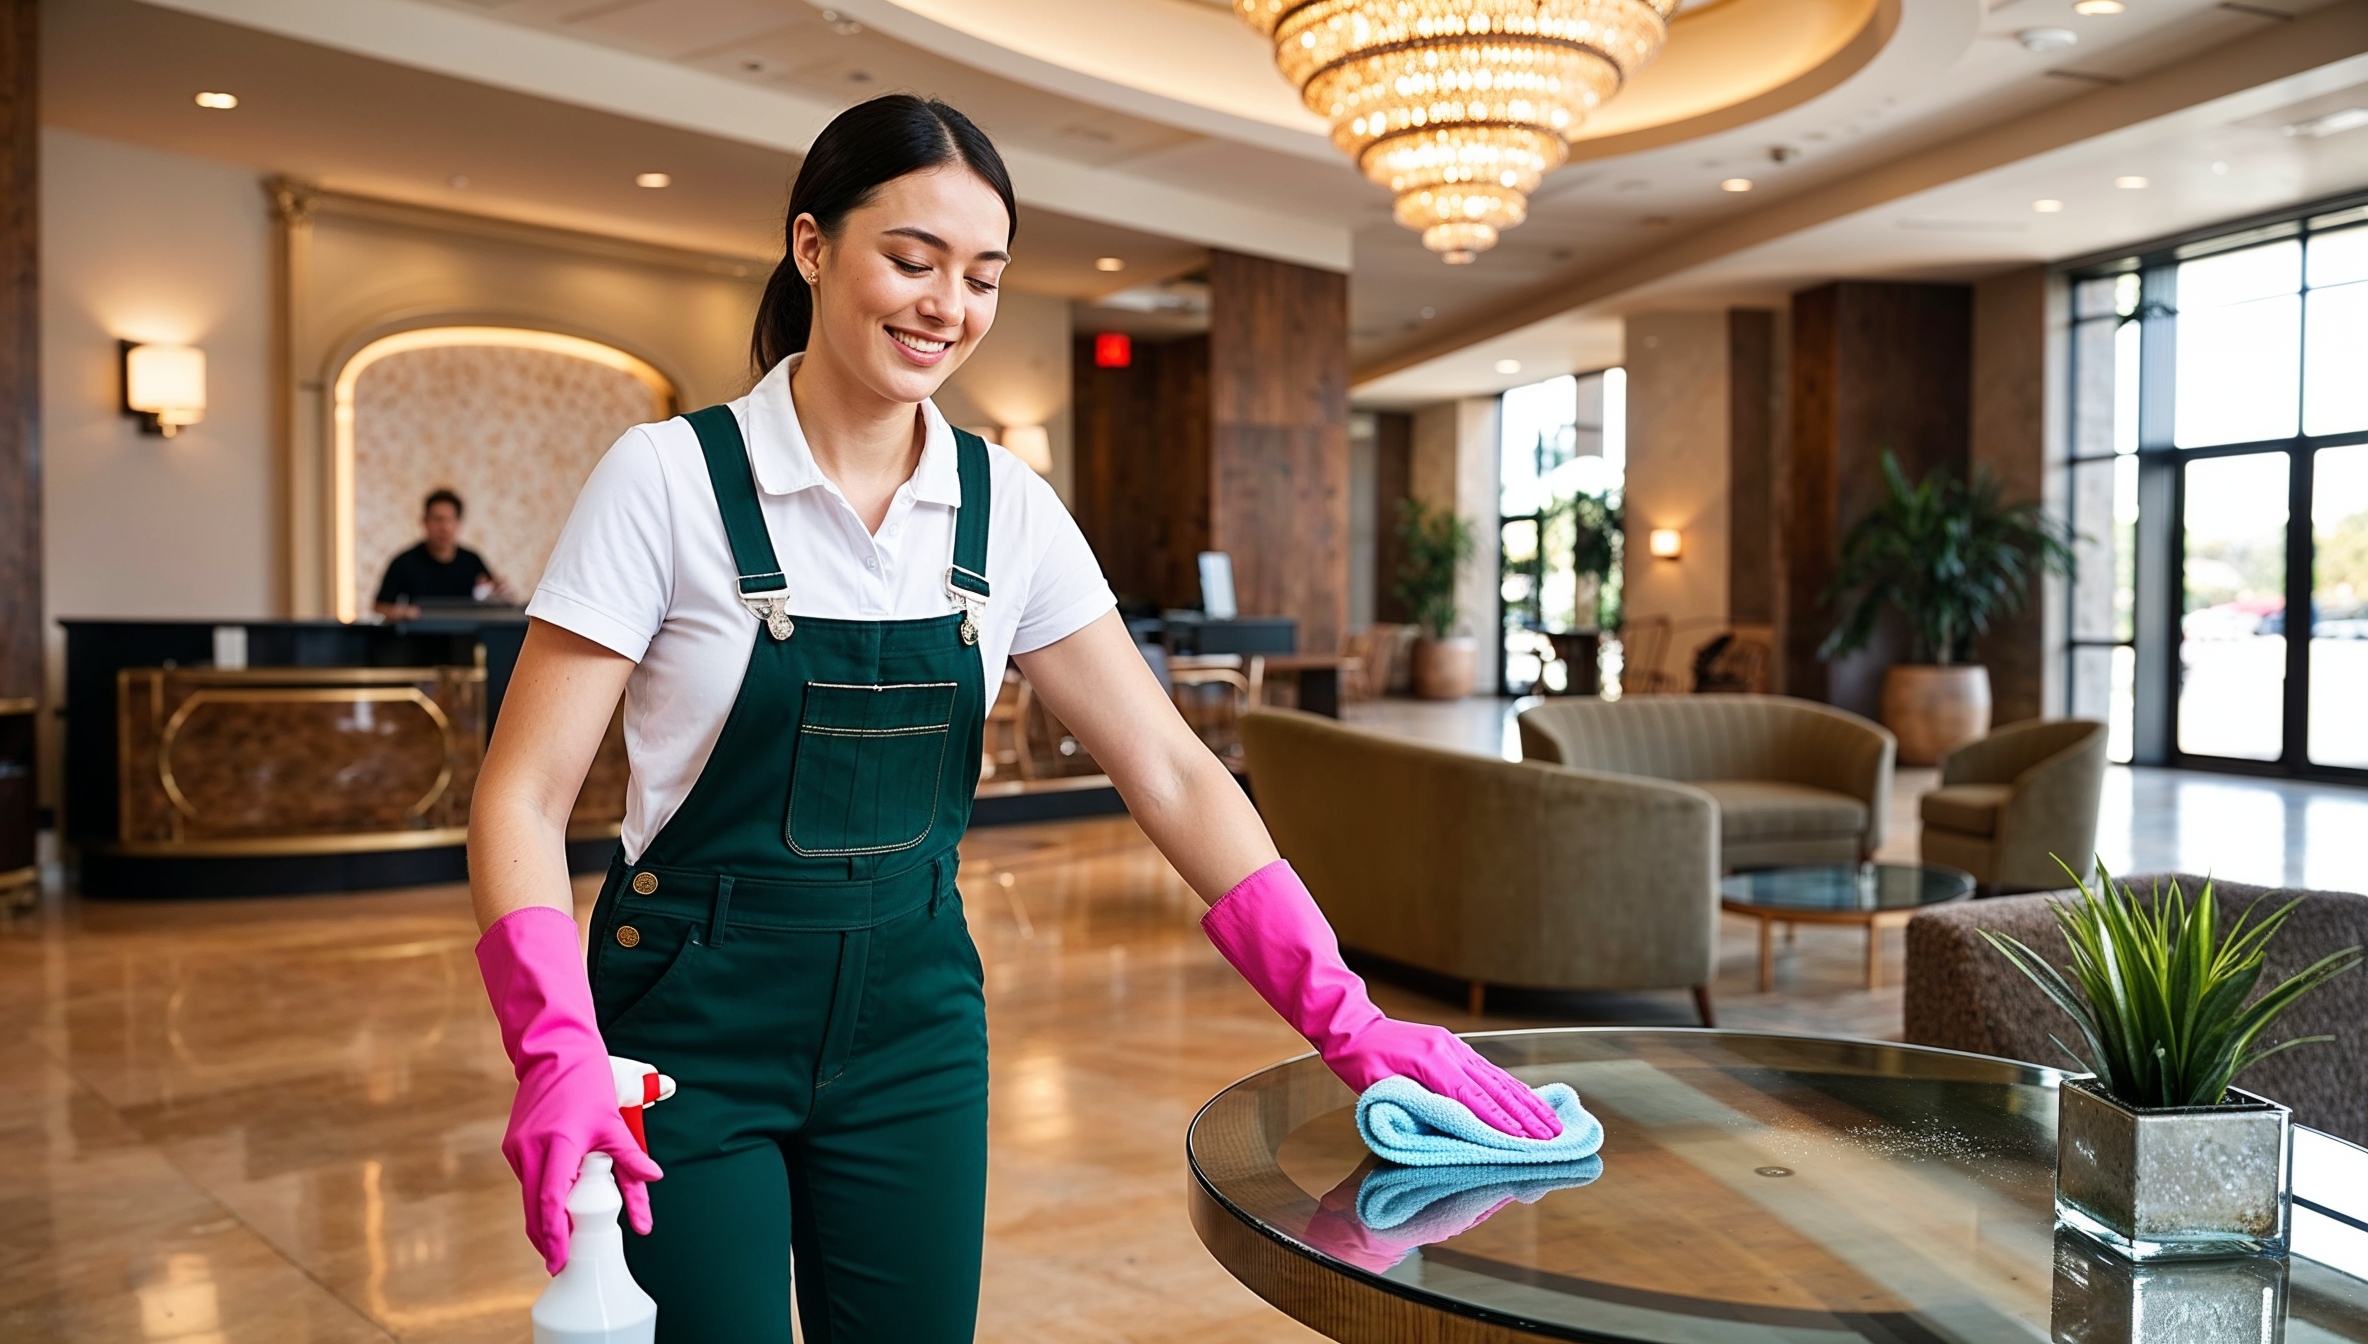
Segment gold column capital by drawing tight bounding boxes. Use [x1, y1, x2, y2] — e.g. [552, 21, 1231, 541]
[264, 175, 320, 228]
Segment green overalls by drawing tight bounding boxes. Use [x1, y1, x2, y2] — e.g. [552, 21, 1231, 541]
[584, 405, 995, 1343]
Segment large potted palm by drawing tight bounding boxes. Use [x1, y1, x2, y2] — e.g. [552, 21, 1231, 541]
[1395, 499, 1477, 700]
[1821, 453, 2074, 765]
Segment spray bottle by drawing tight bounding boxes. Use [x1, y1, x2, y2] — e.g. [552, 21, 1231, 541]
[530, 1057, 676, 1344]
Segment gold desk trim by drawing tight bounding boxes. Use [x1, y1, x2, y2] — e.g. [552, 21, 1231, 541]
[0, 696, 36, 716]
[91, 828, 470, 858]
[117, 665, 485, 856]
[0, 865, 36, 891]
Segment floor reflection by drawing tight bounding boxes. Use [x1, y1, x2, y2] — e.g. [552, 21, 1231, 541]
[5, 748, 2365, 1340]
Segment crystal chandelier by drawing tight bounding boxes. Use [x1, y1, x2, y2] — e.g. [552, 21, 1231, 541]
[1236, 0, 1679, 262]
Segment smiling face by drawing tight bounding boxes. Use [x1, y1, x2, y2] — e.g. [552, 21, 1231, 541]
[794, 165, 1011, 407]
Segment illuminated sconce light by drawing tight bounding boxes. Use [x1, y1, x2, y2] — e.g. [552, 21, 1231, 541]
[1648, 527, 1683, 559]
[999, 424, 1053, 475]
[121, 341, 207, 437]
[1093, 332, 1133, 369]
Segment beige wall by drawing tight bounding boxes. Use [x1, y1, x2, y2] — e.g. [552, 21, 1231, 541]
[1410, 397, 1502, 691]
[931, 287, 1075, 503]
[41, 129, 276, 809]
[1622, 311, 1733, 682]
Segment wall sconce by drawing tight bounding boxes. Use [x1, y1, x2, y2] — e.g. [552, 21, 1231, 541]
[998, 424, 1053, 475]
[121, 341, 207, 436]
[1648, 527, 1683, 559]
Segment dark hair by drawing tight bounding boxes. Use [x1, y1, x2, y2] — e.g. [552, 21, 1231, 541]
[751, 95, 1018, 373]
[423, 488, 464, 518]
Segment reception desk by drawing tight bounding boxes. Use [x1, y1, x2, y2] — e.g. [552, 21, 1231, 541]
[64, 618, 625, 897]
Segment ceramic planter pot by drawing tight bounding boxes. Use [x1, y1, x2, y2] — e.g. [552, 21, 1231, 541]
[2055, 1076, 2292, 1262]
[1880, 664, 1992, 766]
[1410, 637, 1476, 700]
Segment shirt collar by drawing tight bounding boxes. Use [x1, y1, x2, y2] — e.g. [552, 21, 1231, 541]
[743, 353, 963, 507]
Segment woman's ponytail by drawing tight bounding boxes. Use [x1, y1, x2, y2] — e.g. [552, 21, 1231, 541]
[750, 94, 1017, 374]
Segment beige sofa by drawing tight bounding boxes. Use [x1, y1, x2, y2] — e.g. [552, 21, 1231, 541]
[1920, 719, 2107, 893]
[1518, 695, 1895, 871]
[1239, 708, 1720, 1023]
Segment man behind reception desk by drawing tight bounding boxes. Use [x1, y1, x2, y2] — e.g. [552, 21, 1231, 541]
[375, 488, 514, 620]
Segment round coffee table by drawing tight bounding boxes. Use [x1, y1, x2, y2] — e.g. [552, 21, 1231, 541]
[1187, 1029, 2368, 1343]
[1720, 863, 1974, 992]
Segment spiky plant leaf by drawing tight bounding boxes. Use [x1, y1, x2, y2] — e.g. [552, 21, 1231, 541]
[1981, 860, 2363, 1109]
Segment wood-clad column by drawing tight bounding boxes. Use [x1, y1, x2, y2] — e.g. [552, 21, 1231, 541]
[1971, 266, 2053, 724]
[1784, 282, 1972, 718]
[1370, 410, 1413, 624]
[1071, 334, 1209, 610]
[0, 0, 39, 896]
[1208, 250, 1350, 654]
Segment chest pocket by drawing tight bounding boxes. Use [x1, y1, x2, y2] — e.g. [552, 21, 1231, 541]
[787, 681, 957, 857]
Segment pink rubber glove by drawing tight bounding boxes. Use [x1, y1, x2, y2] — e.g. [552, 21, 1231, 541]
[1202, 860, 1561, 1140]
[477, 905, 664, 1274]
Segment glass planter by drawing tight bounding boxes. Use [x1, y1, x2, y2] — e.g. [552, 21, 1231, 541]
[2049, 1228, 2288, 1343]
[2055, 1076, 2292, 1261]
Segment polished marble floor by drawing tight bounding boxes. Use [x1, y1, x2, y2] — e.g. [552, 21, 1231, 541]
[8, 704, 2367, 1341]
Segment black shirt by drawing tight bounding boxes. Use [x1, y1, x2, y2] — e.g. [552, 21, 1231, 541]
[377, 543, 494, 604]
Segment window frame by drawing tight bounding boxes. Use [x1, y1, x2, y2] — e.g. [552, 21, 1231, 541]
[2059, 189, 2368, 782]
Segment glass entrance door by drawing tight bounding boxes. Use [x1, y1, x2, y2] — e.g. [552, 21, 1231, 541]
[2178, 453, 2288, 762]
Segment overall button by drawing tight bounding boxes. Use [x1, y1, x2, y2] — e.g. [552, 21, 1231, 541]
[630, 871, 659, 895]
[615, 925, 642, 948]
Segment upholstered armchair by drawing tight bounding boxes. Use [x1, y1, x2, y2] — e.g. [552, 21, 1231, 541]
[1919, 719, 2107, 893]
[1241, 708, 1720, 1023]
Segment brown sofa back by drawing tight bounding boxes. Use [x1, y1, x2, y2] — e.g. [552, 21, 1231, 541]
[1904, 873, 2368, 1145]
[1240, 708, 1719, 992]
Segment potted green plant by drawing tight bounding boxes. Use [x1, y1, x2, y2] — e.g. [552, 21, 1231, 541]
[1394, 499, 1477, 700]
[1558, 488, 1622, 632]
[1982, 867, 2362, 1261]
[1820, 453, 2075, 764]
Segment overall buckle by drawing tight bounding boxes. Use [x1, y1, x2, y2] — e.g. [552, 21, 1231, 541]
[741, 577, 794, 641]
[944, 566, 989, 646]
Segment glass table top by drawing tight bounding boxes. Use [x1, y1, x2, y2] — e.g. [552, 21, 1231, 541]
[1720, 863, 1977, 914]
[1186, 1029, 2368, 1343]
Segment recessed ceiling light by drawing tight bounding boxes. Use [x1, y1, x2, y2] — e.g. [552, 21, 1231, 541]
[448, 174, 470, 190]
[193, 91, 237, 110]
[1419, 306, 1437, 319]
[2284, 107, 2368, 139]
[1720, 177, 1754, 192]
[2114, 175, 2149, 189]
[2072, 0, 2124, 13]
[2212, 161, 2229, 174]
[635, 172, 671, 189]
[1093, 256, 1125, 272]
[2018, 27, 2078, 51]
[2033, 198, 2066, 213]
[1495, 358, 1523, 375]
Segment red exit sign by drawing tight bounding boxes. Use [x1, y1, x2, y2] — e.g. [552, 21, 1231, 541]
[1093, 332, 1132, 368]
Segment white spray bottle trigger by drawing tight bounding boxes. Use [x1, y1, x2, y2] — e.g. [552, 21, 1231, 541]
[531, 1152, 657, 1344]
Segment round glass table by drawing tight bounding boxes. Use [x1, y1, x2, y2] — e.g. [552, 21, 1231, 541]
[1187, 1029, 2368, 1343]
[1720, 863, 1976, 991]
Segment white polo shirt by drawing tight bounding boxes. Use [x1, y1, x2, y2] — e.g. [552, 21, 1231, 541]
[528, 354, 1116, 861]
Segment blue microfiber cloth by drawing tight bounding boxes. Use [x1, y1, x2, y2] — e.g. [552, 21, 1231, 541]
[1353, 1158, 1604, 1238]
[1355, 1077, 1604, 1167]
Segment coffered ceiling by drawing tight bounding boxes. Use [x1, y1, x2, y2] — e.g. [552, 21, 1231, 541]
[93, 0, 2368, 398]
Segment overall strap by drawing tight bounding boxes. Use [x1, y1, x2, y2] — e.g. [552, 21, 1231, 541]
[684, 405, 787, 598]
[947, 428, 993, 601]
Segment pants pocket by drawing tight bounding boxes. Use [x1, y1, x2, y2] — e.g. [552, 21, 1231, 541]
[592, 912, 704, 1033]
[787, 681, 955, 857]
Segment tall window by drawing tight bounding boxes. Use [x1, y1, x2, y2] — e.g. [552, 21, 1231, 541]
[1499, 369, 1625, 694]
[2064, 198, 2368, 778]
